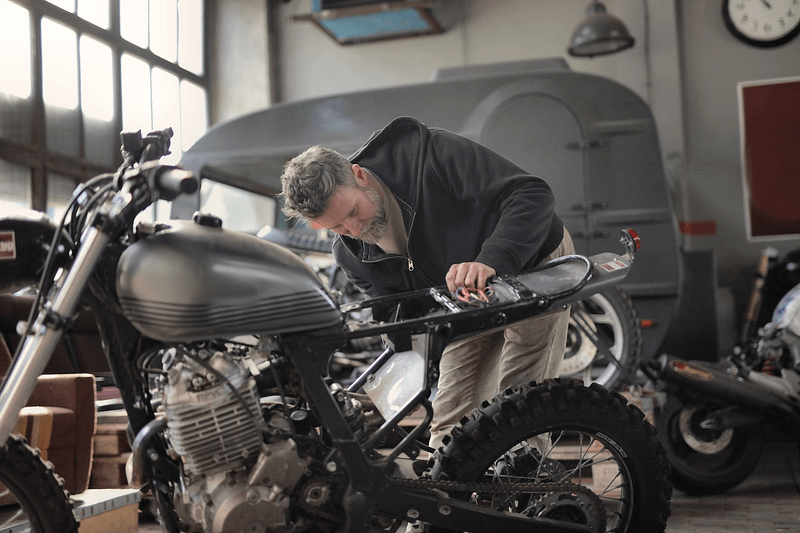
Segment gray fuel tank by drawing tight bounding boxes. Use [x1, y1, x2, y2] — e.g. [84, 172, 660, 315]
[116, 218, 341, 342]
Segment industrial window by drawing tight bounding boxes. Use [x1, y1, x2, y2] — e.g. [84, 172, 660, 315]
[0, 0, 208, 214]
[199, 180, 277, 235]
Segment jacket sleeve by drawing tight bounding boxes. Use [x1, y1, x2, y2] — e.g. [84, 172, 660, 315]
[426, 129, 557, 274]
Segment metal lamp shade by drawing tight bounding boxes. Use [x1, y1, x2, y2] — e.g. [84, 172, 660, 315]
[568, 1, 635, 57]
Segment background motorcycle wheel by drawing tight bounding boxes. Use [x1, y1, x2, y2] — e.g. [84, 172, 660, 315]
[432, 378, 672, 533]
[559, 287, 642, 391]
[654, 395, 765, 495]
[0, 433, 78, 532]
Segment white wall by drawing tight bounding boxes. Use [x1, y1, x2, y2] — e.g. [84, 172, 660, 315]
[274, 2, 657, 104]
[271, 1, 685, 209]
[209, 0, 270, 124]
[678, 1, 800, 290]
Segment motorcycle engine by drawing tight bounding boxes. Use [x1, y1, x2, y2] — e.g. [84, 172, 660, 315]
[160, 346, 312, 533]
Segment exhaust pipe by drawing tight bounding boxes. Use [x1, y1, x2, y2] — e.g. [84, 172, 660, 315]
[653, 354, 794, 416]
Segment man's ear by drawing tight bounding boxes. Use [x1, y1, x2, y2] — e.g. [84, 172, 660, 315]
[352, 164, 369, 186]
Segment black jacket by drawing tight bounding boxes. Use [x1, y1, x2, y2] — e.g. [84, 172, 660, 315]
[333, 117, 563, 297]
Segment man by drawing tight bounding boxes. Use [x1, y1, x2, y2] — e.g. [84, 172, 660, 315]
[280, 116, 574, 453]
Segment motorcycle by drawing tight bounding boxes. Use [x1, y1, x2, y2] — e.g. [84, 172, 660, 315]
[0, 128, 671, 532]
[644, 247, 800, 494]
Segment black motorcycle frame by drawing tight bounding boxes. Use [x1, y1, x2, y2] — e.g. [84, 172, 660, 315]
[89, 240, 632, 532]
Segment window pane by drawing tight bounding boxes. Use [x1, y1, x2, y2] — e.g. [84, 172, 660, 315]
[152, 67, 180, 164]
[180, 80, 207, 152]
[0, 0, 32, 99]
[78, 0, 109, 29]
[45, 0, 75, 12]
[80, 35, 114, 121]
[46, 172, 79, 221]
[178, 0, 203, 75]
[121, 53, 152, 132]
[46, 105, 81, 156]
[84, 116, 117, 166]
[200, 181, 276, 234]
[150, 0, 177, 62]
[42, 18, 79, 110]
[121, 0, 149, 48]
[0, 160, 32, 211]
[0, 92, 33, 143]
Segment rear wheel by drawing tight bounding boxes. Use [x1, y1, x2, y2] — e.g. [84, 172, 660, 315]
[0, 433, 77, 532]
[560, 288, 642, 391]
[654, 395, 764, 495]
[433, 379, 672, 533]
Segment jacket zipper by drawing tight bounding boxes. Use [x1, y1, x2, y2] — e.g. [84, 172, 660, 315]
[339, 197, 431, 282]
[402, 203, 416, 272]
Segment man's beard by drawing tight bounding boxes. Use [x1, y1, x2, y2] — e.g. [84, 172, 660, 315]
[358, 185, 388, 244]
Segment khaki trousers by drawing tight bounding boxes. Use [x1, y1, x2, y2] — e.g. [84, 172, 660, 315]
[428, 228, 575, 452]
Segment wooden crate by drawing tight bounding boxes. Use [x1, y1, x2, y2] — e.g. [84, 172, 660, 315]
[94, 423, 130, 456]
[91, 453, 131, 489]
[90, 408, 131, 489]
[74, 489, 141, 533]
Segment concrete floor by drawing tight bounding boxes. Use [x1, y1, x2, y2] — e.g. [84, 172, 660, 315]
[665, 435, 800, 533]
[137, 436, 800, 532]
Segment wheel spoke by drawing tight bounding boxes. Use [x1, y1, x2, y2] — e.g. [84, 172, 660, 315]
[587, 312, 614, 325]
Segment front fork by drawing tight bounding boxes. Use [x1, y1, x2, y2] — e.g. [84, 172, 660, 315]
[0, 226, 111, 445]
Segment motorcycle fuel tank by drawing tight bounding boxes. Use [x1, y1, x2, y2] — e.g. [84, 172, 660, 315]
[116, 217, 341, 342]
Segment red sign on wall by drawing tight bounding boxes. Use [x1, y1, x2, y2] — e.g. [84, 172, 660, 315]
[0, 231, 16, 261]
[739, 77, 800, 239]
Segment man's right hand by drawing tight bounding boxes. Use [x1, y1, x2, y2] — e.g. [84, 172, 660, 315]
[445, 261, 496, 293]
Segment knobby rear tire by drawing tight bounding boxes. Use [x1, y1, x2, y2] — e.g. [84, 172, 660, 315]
[433, 378, 672, 533]
[0, 433, 78, 533]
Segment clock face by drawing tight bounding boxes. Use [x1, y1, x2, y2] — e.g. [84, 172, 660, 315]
[723, 0, 800, 47]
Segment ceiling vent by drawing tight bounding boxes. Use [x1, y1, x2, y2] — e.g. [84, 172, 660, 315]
[295, 1, 444, 45]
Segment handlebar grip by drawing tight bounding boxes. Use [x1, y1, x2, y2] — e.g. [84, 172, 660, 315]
[155, 166, 199, 201]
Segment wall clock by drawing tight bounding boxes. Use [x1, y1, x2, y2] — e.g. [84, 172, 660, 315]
[723, 0, 800, 47]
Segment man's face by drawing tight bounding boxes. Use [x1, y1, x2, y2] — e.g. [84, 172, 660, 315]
[312, 167, 387, 244]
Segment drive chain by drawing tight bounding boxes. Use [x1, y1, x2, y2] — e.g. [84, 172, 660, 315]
[387, 475, 601, 499]
[292, 475, 604, 531]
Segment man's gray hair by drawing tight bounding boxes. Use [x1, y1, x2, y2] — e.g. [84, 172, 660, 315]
[280, 145, 355, 220]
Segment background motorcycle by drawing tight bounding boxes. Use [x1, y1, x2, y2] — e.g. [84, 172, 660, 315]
[0, 128, 671, 533]
[644, 247, 800, 494]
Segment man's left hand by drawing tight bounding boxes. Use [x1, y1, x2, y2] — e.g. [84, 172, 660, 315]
[445, 262, 497, 293]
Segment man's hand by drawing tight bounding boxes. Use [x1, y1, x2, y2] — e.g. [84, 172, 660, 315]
[445, 261, 497, 293]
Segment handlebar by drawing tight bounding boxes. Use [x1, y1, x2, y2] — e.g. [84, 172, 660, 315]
[117, 159, 198, 206]
[121, 128, 174, 164]
[154, 165, 199, 200]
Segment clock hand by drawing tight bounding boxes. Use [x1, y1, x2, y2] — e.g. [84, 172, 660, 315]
[760, 0, 773, 8]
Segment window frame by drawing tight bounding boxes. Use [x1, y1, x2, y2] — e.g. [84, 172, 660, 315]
[0, 0, 209, 212]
